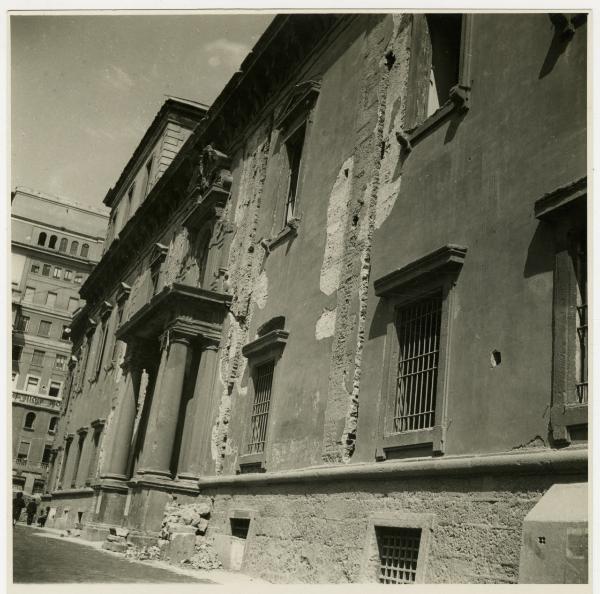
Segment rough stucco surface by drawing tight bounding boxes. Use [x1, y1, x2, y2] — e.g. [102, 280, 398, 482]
[316, 308, 337, 340]
[204, 472, 581, 584]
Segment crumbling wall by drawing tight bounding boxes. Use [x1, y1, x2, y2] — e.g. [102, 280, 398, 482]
[211, 124, 272, 473]
[321, 15, 412, 462]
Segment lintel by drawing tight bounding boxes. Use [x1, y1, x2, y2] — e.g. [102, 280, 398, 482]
[242, 329, 290, 359]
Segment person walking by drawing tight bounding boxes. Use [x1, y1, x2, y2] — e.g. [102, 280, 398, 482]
[26, 498, 38, 526]
[12, 492, 25, 526]
[37, 506, 50, 528]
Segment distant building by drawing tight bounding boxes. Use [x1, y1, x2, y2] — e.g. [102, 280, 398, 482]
[46, 14, 587, 584]
[11, 187, 108, 495]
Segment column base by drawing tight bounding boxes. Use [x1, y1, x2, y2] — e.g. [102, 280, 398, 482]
[136, 468, 173, 479]
[174, 474, 200, 490]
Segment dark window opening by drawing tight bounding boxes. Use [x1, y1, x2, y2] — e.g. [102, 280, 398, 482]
[230, 518, 251, 539]
[42, 264, 51, 277]
[24, 412, 36, 430]
[70, 241, 79, 256]
[393, 293, 442, 433]
[49, 417, 59, 433]
[376, 527, 421, 584]
[574, 231, 587, 404]
[59, 237, 68, 252]
[425, 14, 462, 117]
[247, 360, 275, 454]
[42, 445, 53, 465]
[150, 262, 161, 296]
[48, 235, 58, 249]
[81, 243, 89, 258]
[38, 320, 52, 337]
[37, 232, 47, 246]
[284, 123, 306, 225]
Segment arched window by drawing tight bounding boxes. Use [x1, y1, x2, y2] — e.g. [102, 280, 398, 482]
[37, 232, 47, 246]
[48, 235, 58, 249]
[49, 417, 59, 433]
[24, 412, 36, 430]
[59, 238, 68, 252]
[70, 241, 79, 255]
[80, 244, 89, 258]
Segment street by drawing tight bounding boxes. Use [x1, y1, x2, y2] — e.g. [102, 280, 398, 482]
[12, 524, 212, 583]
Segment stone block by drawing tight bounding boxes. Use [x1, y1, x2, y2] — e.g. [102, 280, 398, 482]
[166, 533, 196, 563]
[195, 518, 209, 534]
[106, 534, 125, 543]
[102, 541, 128, 553]
[170, 524, 197, 534]
[115, 527, 130, 538]
[213, 533, 246, 571]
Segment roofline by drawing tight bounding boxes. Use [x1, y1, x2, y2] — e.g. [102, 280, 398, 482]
[12, 187, 110, 218]
[103, 97, 208, 208]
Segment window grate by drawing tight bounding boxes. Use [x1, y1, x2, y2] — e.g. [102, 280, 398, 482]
[575, 233, 587, 404]
[247, 360, 274, 454]
[376, 527, 421, 584]
[393, 294, 442, 432]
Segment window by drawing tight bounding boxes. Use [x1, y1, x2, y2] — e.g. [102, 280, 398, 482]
[239, 322, 289, 471]
[17, 441, 31, 462]
[374, 245, 467, 458]
[12, 344, 22, 363]
[150, 261, 161, 296]
[404, 15, 472, 140]
[124, 185, 135, 222]
[283, 123, 306, 225]
[53, 267, 62, 279]
[49, 417, 59, 434]
[74, 274, 83, 284]
[71, 431, 87, 488]
[37, 232, 47, 246]
[230, 518, 251, 539]
[247, 360, 275, 455]
[38, 320, 52, 337]
[143, 156, 154, 197]
[61, 325, 71, 341]
[70, 241, 79, 255]
[535, 177, 587, 444]
[81, 244, 89, 258]
[64, 270, 73, 281]
[26, 376, 40, 393]
[93, 314, 111, 378]
[46, 292, 57, 307]
[23, 287, 34, 302]
[55, 354, 67, 370]
[15, 315, 29, 332]
[31, 350, 45, 367]
[24, 412, 36, 430]
[42, 264, 51, 277]
[31, 262, 40, 274]
[49, 235, 58, 249]
[68, 297, 80, 312]
[41, 445, 53, 465]
[376, 527, 421, 584]
[59, 237, 68, 253]
[49, 381, 62, 398]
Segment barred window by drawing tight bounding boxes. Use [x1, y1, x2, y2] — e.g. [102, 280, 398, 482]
[376, 527, 421, 584]
[247, 360, 275, 455]
[393, 293, 442, 433]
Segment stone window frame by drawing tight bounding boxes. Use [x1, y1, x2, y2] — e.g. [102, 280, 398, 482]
[25, 374, 41, 394]
[107, 282, 131, 368]
[148, 242, 169, 300]
[359, 512, 435, 584]
[373, 245, 467, 459]
[238, 328, 289, 472]
[400, 14, 473, 150]
[268, 80, 321, 249]
[92, 301, 114, 380]
[48, 380, 63, 398]
[534, 177, 587, 444]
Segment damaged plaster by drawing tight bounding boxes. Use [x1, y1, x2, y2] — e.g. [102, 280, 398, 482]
[315, 308, 337, 340]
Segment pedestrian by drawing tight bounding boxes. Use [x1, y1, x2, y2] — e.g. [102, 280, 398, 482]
[37, 506, 50, 528]
[26, 498, 38, 526]
[13, 492, 25, 526]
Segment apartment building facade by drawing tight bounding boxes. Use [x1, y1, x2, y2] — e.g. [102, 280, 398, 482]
[11, 188, 108, 494]
[46, 14, 587, 584]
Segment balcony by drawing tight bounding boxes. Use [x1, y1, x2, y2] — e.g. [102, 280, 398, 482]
[12, 390, 62, 412]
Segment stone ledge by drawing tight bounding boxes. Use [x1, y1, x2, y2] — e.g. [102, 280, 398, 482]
[50, 487, 95, 498]
[197, 447, 588, 489]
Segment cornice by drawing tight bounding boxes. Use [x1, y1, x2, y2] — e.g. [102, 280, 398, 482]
[242, 329, 290, 359]
[11, 241, 100, 268]
[534, 176, 587, 221]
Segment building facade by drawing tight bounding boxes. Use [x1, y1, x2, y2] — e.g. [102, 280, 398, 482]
[11, 188, 108, 494]
[46, 14, 587, 584]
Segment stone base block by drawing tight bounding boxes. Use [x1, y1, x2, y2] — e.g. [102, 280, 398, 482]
[165, 533, 196, 562]
[213, 534, 246, 571]
[103, 541, 128, 553]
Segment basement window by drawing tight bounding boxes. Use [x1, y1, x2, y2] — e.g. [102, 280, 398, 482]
[230, 518, 251, 539]
[376, 527, 422, 584]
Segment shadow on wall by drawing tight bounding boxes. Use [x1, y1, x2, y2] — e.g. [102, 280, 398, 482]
[523, 221, 555, 280]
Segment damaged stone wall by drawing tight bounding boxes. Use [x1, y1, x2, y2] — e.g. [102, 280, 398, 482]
[211, 124, 272, 473]
[321, 15, 412, 462]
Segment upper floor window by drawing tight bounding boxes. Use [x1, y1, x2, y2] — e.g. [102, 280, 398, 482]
[48, 417, 59, 434]
[31, 350, 45, 367]
[41, 445, 53, 465]
[53, 267, 62, 279]
[374, 245, 467, 459]
[38, 320, 52, 337]
[46, 292, 57, 307]
[31, 262, 40, 274]
[14, 315, 29, 332]
[68, 297, 80, 312]
[283, 123, 306, 225]
[17, 440, 30, 462]
[12, 344, 23, 362]
[81, 244, 89, 258]
[24, 412, 36, 430]
[61, 325, 71, 341]
[23, 287, 34, 302]
[55, 354, 67, 369]
[42, 264, 51, 277]
[25, 376, 40, 393]
[59, 237, 68, 253]
[74, 274, 83, 284]
[70, 241, 79, 256]
[37, 232, 47, 246]
[48, 235, 58, 249]
[48, 381, 62, 398]
[64, 270, 73, 281]
[143, 156, 154, 198]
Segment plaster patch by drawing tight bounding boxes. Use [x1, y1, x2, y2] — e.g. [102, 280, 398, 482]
[315, 308, 337, 340]
[253, 270, 268, 310]
[320, 156, 354, 296]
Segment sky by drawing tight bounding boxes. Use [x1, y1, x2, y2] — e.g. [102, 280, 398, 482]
[10, 13, 273, 210]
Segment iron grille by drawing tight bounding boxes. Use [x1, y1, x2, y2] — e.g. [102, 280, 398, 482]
[393, 294, 442, 432]
[575, 234, 587, 404]
[247, 360, 275, 454]
[376, 527, 421, 584]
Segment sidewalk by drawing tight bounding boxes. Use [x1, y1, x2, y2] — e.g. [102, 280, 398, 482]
[16, 522, 267, 585]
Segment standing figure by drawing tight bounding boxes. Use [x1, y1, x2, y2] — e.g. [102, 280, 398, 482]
[37, 506, 51, 528]
[26, 498, 38, 526]
[12, 492, 25, 526]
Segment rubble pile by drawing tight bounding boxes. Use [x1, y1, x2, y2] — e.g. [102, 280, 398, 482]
[160, 498, 212, 538]
[124, 544, 161, 561]
[102, 527, 131, 553]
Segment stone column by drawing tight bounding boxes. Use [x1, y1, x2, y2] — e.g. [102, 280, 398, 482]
[177, 342, 220, 480]
[137, 330, 192, 479]
[101, 353, 142, 482]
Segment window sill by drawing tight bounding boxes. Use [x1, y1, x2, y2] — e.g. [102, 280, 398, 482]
[399, 85, 470, 151]
[263, 217, 300, 252]
[376, 426, 445, 460]
[237, 453, 266, 474]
